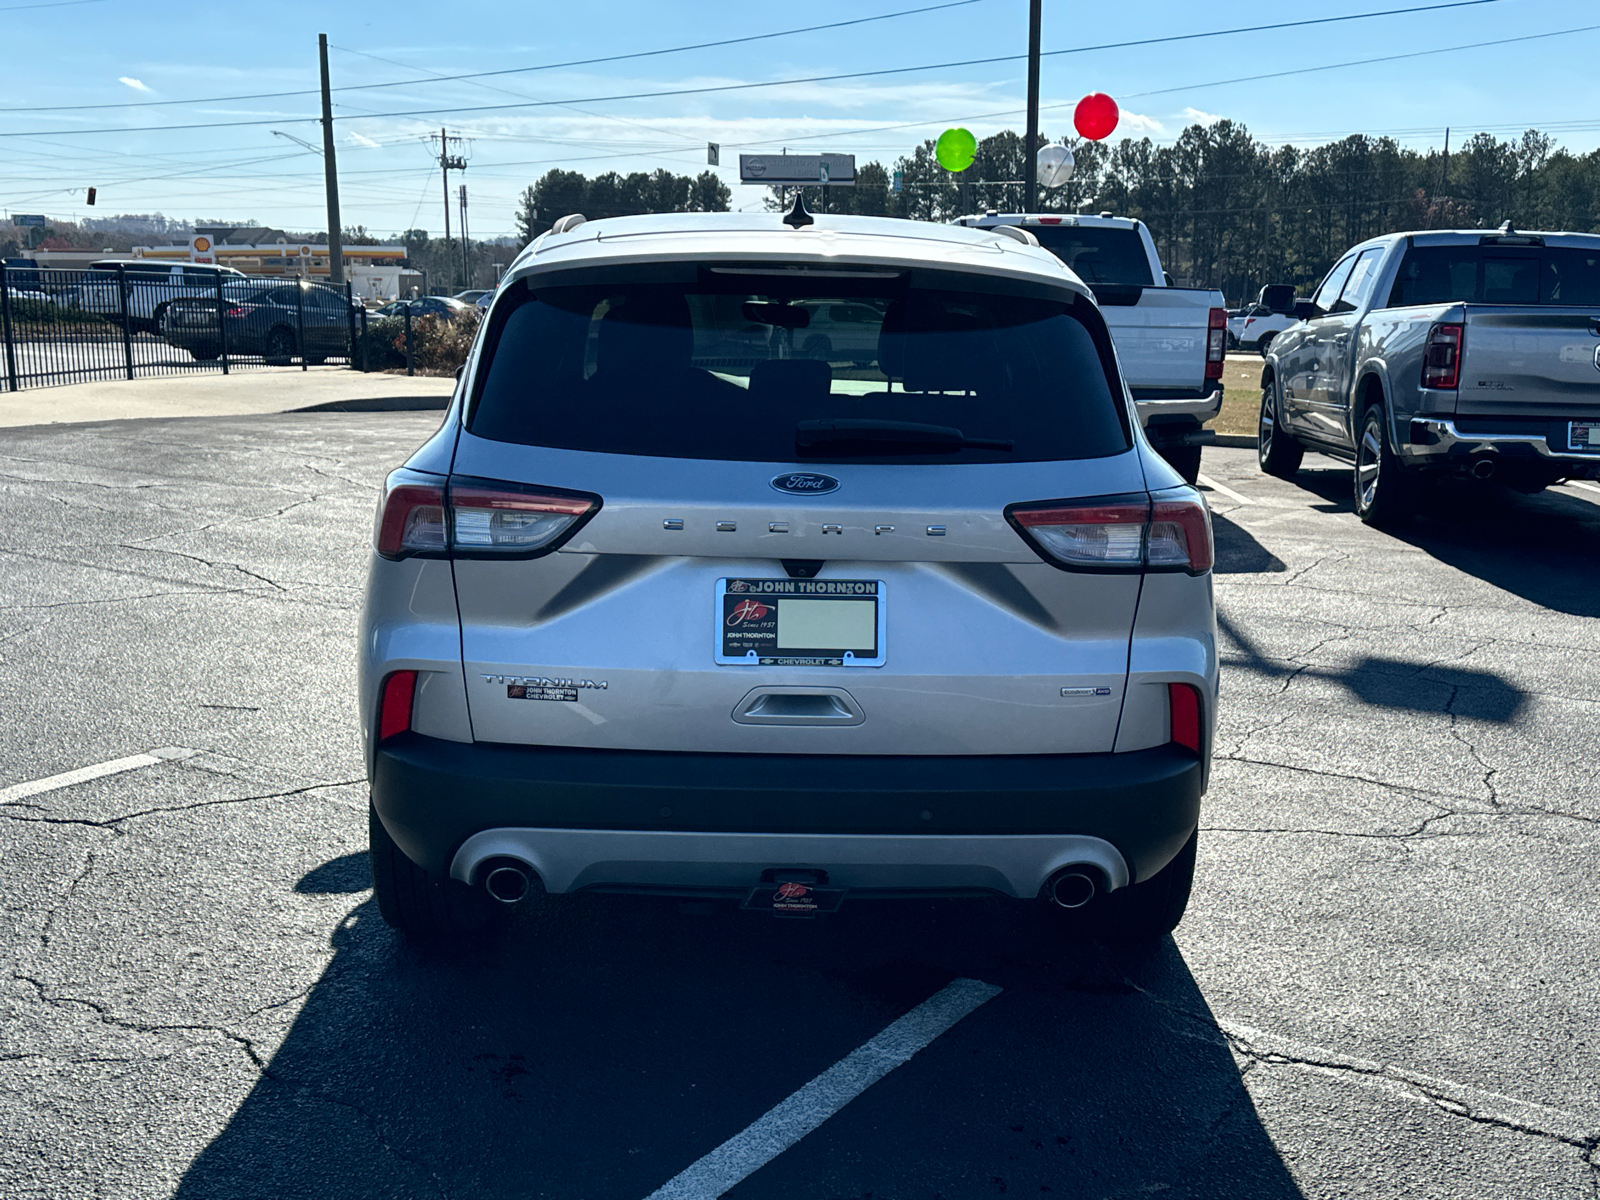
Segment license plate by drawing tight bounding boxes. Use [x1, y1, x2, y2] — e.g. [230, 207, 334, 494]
[742, 882, 846, 915]
[716, 578, 885, 667]
[1570, 423, 1600, 451]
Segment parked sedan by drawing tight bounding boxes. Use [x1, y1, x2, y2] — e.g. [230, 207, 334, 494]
[374, 296, 471, 321]
[161, 282, 355, 363]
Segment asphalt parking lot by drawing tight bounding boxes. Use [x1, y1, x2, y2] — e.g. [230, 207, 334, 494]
[1, 413, 1596, 1199]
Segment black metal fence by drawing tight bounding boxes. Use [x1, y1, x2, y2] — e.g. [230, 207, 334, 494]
[0, 262, 415, 393]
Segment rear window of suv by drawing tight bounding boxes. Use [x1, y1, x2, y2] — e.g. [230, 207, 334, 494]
[1388, 244, 1600, 307]
[467, 274, 1130, 464]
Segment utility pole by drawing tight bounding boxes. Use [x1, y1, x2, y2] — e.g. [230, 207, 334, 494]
[1023, 0, 1041, 212]
[317, 34, 344, 285]
[459, 184, 470, 290]
[433, 128, 467, 248]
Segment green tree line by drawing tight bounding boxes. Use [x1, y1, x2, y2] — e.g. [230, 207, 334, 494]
[516, 167, 731, 241]
[772, 124, 1600, 302]
[510, 124, 1598, 304]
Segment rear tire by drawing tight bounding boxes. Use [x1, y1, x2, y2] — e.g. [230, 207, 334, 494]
[1160, 443, 1203, 485]
[1354, 401, 1415, 527]
[368, 802, 503, 942]
[1099, 830, 1198, 943]
[188, 347, 220, 361]
[1257, 381, 1303, 478]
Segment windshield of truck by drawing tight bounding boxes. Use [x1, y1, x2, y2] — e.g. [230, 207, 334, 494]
[468, 277, 1130, 464]
[1387, 244, 1600, 307]
[1025, 226, 1155, 286]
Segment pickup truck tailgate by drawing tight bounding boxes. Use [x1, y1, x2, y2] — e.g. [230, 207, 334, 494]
[1099, 286, 1214, 392]
[1457, 308, 1600, 417]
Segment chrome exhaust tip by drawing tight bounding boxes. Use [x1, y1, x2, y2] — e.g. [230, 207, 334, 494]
[1471, 458, 1497, 480]
[483, 860, 533, 904]
[1048, 869, 1097, 909]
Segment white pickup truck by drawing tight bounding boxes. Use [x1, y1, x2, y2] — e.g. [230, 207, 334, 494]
[955, 213, 1227, 481]
[65, 260, 249, 335]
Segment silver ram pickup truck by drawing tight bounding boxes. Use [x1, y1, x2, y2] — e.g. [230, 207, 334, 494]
[1258, 226, 1600, 524]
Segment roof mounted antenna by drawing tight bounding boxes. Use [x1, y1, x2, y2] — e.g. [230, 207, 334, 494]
[1499, 219, 1515, 236]
[782, 189, 815, 230]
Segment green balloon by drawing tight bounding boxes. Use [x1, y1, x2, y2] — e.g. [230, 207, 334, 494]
[935, 127, 977, 172]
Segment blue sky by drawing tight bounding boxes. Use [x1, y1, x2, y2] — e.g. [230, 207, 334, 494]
[2, 0, 1597, 241]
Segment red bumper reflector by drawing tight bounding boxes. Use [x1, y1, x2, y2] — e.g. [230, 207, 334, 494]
[379, 671, 417, 741]
[1169, 683, 1201, 752]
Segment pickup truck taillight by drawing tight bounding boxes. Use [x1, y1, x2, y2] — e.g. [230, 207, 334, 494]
[1007, 492, 1213, 574]
[1206, 307, 1226, 379]
[1422, 322, 1464, 390]
[375, 474, 601, 560]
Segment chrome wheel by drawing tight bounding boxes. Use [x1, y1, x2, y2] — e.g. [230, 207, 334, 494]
[1258, 388, 1275, 462]
[1356, 411, 1383, 513]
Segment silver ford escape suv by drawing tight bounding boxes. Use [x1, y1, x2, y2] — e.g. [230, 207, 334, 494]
[358, 208, 1218, 944]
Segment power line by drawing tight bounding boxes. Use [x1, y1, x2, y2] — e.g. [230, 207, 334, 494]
[7, 12, 1574, 141]
[0, 0, 1524, 128]
[0, 0, 988, 114]
[0, 0, 106, 9]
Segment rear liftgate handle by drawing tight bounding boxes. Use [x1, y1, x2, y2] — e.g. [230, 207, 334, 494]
[731, 687, 864, 726]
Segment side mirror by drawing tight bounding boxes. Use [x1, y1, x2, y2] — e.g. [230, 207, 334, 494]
[1292, 300, 1321, 320]
[1163, 272, 1175, 287]
[1262, 283, 1296, 314]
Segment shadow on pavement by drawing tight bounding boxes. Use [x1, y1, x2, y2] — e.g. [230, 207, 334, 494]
[1220, 610, 1528, 723]
[1282, 467, 1600, 618]
[1212, 511, 1287, 574]
[172, 875, 1304, 1199]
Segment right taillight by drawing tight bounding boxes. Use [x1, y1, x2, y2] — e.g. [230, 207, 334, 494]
[1007, 490, 1212, 574]
[1422, 322, 1463, 390]
[1168, 683, 1201, 752]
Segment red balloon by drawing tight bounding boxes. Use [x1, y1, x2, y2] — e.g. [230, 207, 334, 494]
[1074, 93, 1119, 141]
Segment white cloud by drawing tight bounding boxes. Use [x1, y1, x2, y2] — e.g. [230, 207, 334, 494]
[346, 131, 381, 149]
[118, 76, 151, 92]
[1182, 106, 1223, 127]
[1118, 111, 1164, 135]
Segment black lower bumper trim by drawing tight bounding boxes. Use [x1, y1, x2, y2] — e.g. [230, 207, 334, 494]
[371, 734, 1203, 884]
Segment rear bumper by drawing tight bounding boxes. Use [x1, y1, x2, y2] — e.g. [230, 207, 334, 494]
[1407, 417, 1600, 472]
[1135, 385, 1225, 431]
[371, 733, 1203, 894]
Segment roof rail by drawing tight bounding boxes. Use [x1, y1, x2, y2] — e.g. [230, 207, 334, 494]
[548, 214, 587, 235]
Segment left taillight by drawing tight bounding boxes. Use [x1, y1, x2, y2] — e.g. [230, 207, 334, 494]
[1007, 490, 1213, 574]
[374, 472, 601, 560]
[376, 480, 447, 558]
[378, 670, 416, 741]
[1168, 683, 1201, 753]
[447, 477, 600, 558]
[1205, 307, 1226, 380]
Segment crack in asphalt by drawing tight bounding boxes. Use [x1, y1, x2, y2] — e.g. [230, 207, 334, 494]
[115, 544, 289, 592]
[1445, 683, 1502, 805]
[0, 776, 364, 829]
[1220, 1025, 1600, 1161]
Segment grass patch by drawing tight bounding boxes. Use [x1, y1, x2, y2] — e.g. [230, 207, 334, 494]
[1207, 355, 1265, 438]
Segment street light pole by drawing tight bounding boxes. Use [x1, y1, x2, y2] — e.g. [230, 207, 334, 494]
[1023, 0, 1041, 213]
[317, 33, 344, 285]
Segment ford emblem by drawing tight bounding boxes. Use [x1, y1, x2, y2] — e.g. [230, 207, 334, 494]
[770, 472, 841, 496]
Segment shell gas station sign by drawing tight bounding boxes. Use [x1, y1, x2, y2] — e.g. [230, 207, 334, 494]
[189, 234, 215, 264]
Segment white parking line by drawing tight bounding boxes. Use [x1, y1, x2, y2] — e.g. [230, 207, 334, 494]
[643, 977, 1002, 1200]
[0, 747, 195, 805]
[1196, 473, 1254, 505]
[1565, 480, 1600, 497]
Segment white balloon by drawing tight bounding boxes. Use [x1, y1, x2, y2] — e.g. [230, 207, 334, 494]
[1037, 143, 1075, 189]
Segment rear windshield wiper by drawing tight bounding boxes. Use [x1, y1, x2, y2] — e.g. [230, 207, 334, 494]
[796, 418, 1014, 455]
